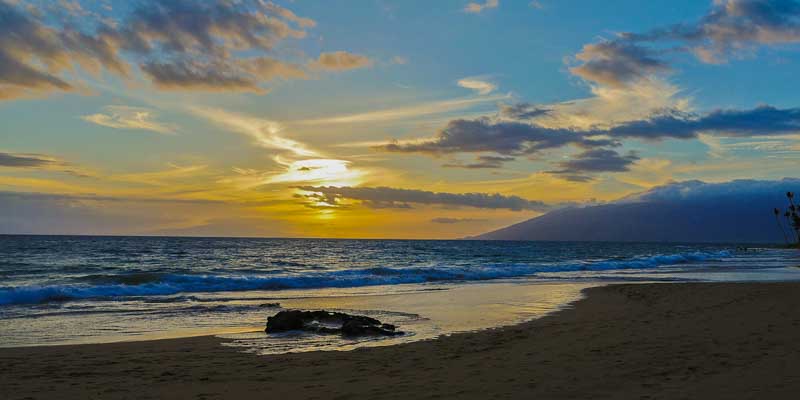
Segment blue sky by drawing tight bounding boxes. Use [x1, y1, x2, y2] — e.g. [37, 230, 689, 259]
[1, 0, 799, 238]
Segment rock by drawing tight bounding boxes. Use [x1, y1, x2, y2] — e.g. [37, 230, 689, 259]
[259, 302, 281, 308]
[265, 310, 403, 337]
[341, 319, 400, 337]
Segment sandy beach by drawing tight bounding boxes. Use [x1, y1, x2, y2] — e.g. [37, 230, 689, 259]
[2, 282, 800, 399]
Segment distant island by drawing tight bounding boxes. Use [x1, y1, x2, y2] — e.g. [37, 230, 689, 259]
[473, 179, 800, 243]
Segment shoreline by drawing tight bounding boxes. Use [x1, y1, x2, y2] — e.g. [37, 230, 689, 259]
[0, 280, 596, 350]
[4, 282, 800, 399]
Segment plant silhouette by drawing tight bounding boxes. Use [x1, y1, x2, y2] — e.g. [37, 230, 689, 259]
[775, 192, 800, 247]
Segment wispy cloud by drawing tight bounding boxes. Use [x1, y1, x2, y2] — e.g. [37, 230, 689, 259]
[295, 185, 549, 211]
[0, 152, 59, 168]
[188, 106, 318, 157]
[310, 51, 373, 71]
[297, 94, 509, 125]
[443, 155, 515, 169]
[458, 77, 497, 95]
[391, 56, 408, 65]
[82, 106, 176, 134]
[0, 151, 91, 177]
[112, 164, 208, 186]
[431, 217, 487, 224]
[464, 0, 499, 14]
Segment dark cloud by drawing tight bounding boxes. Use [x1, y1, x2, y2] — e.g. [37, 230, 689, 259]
[379, 117, 614, 155]
[443, 155, 516, 169]
[607, 105, 800, 139]
[430, 217, 487, 224]
[570, 41, 672, 87]
[632, 0, 800, 63]
[548, 149, 640, 180]
[378, 105, 800, 160]
[0, 152, 57, 168]
[0, 151, 91, 177]
[572, 1, 800, 86]
[295, 186, 550, 211]
[0, 0, 338, 98]
[555, 174, 596, 183]
[0, 2, 78, 97]
[140, 60, 263, 93]
[117, 1, 305, 56]
[498, 103, 551, 120]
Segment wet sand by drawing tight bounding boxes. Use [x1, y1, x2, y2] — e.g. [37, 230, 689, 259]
[3, 282, 800, 399]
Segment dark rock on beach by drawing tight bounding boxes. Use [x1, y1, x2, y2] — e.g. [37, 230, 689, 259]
[265, 310, 402, 337]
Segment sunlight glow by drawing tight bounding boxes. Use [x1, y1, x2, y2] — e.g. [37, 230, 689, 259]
[268, 159, 365, 187]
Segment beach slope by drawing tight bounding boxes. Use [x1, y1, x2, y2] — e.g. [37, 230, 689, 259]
[3, 282, 800, 399]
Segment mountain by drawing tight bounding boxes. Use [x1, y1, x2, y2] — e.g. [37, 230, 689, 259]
[473, 179, 800, 243]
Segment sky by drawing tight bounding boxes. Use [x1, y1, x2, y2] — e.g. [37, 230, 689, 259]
[1, 0, 800, 238]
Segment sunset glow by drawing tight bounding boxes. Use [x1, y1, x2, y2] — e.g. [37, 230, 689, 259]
[1, 0, 799, 238]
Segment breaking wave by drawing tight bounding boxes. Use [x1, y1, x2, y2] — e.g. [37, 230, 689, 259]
[0, 250, 731, 305]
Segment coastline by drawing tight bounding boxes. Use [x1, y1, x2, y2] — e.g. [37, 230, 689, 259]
[3, 282, 800, 399]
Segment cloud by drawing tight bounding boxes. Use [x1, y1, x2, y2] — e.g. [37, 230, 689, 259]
[391, 56, 408, 65]
[464, 0, 499, 14]
[549, 78, 689, 130]
[295, 185, 549, 211]
[0, 152, 59, 168]
[571, 1, 800, 87]
[298, 94, 509, 125]
[81, 106, 175, 134]
[377, 104, 800, 159]
[0, 0, 369, 98]
[457, 77, 496, 95]
[139, 60, 265, 93]
[311, 51, 373, 71]
[0, 151, 90, 176]
[261, 1, 316, 29]
[631, 0, 800, 64]
[444, 155, 515, 169]
[607, 105, 800, 140]
[140, 57, 306, 93]
[498, 103, 551, 120]
[570, 41, 672, 87]
[630, 177, 800, 203]
[188, 106, 318, 157]
[548, 149, 640, 181]
[431, 217, 487, 224]
[378, 117, 616, 155]
[0, 2, 90, 98]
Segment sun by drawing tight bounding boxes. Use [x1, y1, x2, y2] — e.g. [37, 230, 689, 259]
[268, 159, 366, 187]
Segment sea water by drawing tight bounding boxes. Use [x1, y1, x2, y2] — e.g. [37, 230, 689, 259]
[1, 235, 798, 352]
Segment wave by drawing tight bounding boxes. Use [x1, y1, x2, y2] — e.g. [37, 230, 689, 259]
[0, 250, 731, 306]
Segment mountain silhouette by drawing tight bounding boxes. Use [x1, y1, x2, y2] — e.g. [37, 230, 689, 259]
[473, 179, 800, 243]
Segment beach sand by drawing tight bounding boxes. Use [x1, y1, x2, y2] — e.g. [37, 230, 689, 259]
[3, 282, 800, 399]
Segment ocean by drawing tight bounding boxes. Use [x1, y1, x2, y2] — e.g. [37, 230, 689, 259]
[1, 235, 799, 352]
